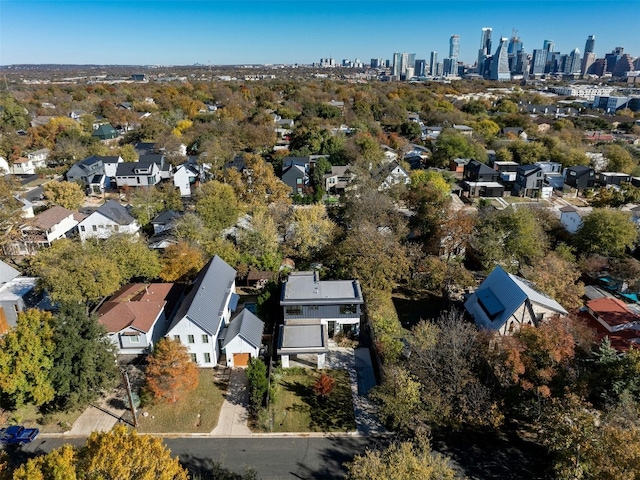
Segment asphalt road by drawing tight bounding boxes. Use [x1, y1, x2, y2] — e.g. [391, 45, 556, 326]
[14, 436, 377, 479]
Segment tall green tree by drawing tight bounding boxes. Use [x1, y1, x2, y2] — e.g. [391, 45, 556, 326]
[195, 180, 241, 233]
[47, 303, 118, 412]
[574, 209, 638, 257]
[42, 181, 85, 210]
[0, 309, 55, 408]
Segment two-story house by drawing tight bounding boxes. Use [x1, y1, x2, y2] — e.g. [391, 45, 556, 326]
[564, 165, 595, 193]
[77, 200, 140, 242]
[493, 161, 519, 189]
[165, 256, 242, 366]
[462, 160, 504, 198]
[114, 155, 171, 189]
[0, 260, 46, 334]
[278, 271, 364, 368]
[173, 163, 199, 196]
[5, 206, 83, 255]
[513, 164, 543, 197]
[323, 165, 355, 194]
[597, 172, 631, 187]
[281, 157, 310, 195]
[377, 161, 410, 190]
[66, 155, 123, 188]
[97, 283, 178, 356]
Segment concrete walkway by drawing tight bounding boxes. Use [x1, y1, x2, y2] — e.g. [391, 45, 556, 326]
[327, 347, 387, 436]
[67, 394, 127, 436]
[211, 369, 252, 436]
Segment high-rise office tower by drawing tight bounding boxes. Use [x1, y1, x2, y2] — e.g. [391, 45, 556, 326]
[430, 51, 438, 75]
[450, 34, 460, 59]
[531, 49, 547, 75]
[582, 52, 596, 76]
[564, 48, 581, 75]
[605, 47, 624, 73]
[414, 59, 426, 77]
[478, 27, 492, 76]
[584, 35, 595, 54]
[543, 40, 555, 53]
[490, 38, 510, 81]
[443, 57, 457, 76]
[508, 30, 523, 74]
[392, 52, 401, 77]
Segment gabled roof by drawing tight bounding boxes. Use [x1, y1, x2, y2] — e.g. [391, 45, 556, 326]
[94, 200, 136, 225]
[151, 210, 181, 225]
[223, 309, 264, 349]
[167, 255, 237, 336]
[465, 266, 568, 331]
[0, 260, 20, 286]
[30, 206, 75, 230]
[517, 164, 541, 175]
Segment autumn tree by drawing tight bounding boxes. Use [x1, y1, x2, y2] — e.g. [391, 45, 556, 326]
[79, 426, 189, 480]
[605, 144, 636, 174]
[42, 181, 85, 210]
[520, 251, 585, 311]
[334, 221, 409, 293]
[224, 154, 291, 210]
[236, 208, 281, 271]
[491, 318, 577, 416]
[160, 241, 207, 282]
[574, 209, 638, 257]
[100, 234, 162, 281]
[12, 444, 78, 480]
[312, 372, 335, 400]
[285, 204, 336, 261]
[345, 436, 456, 480]
[47, 303, 118, 412]
[431, 129, 475, 168]
[0, 309, 55, 408]
[144, 338, 198, 404]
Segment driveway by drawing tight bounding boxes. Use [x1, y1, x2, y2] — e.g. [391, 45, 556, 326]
[211, 369, 252, 436]
[66, 393, 127, 436]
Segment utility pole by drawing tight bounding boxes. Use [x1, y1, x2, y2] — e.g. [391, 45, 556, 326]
[121, 369, 139, 427]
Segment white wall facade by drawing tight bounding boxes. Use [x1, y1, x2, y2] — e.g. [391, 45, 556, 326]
[78, 212, 140, 242]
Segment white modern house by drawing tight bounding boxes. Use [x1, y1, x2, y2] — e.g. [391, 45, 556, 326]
[77, 200, 140, 242]
[165, 256, 240, 366]
[173, 164, 199, 196]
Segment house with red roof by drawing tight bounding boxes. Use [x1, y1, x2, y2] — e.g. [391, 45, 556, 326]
[584, 297, 640, 351]
[97, 283, 177, 355]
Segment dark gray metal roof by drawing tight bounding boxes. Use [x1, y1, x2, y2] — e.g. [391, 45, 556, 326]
[167, 255, 237, 336]
[223, 309, 264, 349]
[96, 200, 136, 225]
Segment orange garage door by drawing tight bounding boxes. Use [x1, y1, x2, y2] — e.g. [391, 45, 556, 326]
[233, 353, 250, 367]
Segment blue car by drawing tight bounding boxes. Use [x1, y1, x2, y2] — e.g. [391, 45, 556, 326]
[0, 425, 40, 445]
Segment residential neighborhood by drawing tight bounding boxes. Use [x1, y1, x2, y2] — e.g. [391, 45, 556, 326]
[1, 59, 640, 480]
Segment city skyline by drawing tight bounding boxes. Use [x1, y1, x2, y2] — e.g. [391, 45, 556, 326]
[1, 0, 638, 66]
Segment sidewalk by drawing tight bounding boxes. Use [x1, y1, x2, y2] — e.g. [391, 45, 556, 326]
[59, 348, 387, 438]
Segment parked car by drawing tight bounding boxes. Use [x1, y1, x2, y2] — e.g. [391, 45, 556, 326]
[0, 425, 40, 445]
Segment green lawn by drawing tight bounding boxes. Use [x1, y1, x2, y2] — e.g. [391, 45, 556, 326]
[269, 369, 355, 433]
[135, 370, 225, 433]
[1, 404, 83, 433]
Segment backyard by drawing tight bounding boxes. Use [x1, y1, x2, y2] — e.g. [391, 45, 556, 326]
[267, 368, 355, 433]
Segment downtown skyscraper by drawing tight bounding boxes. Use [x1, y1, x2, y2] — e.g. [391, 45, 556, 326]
[478, 27, 492, 77]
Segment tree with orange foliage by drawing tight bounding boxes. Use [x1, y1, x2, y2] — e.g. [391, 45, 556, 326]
[159, 241, 207, 282]
[492, 317, 577, 416]
[144, 338, 198, 404]
[313, 372, 335, 400]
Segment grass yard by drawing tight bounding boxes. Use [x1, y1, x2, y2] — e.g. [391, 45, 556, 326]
[269, 369, 355, 433]
[136, 370, 225, 433]
[1, 404, 83, 433]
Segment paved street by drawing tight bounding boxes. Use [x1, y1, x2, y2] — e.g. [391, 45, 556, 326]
[18, 436, 377, 479]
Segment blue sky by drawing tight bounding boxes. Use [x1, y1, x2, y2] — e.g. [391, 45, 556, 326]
[1, 1, 638, 66]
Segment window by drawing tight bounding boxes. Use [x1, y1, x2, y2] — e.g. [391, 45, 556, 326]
[173, 335, 180, 342]
[98, 225, 104, 229]
[130, 335, 140, 343]
[92, 225, 97, 232]
[308, 305, 319, 311]
[340, 304, 358, 315]
[80, 225, 85, 232]
[285, 305, 303, 316]
[202, 335, 209, 343]
[190, 353, 197, 362]
[187, 334, 195, 344]
[203, 352, 211, 363]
